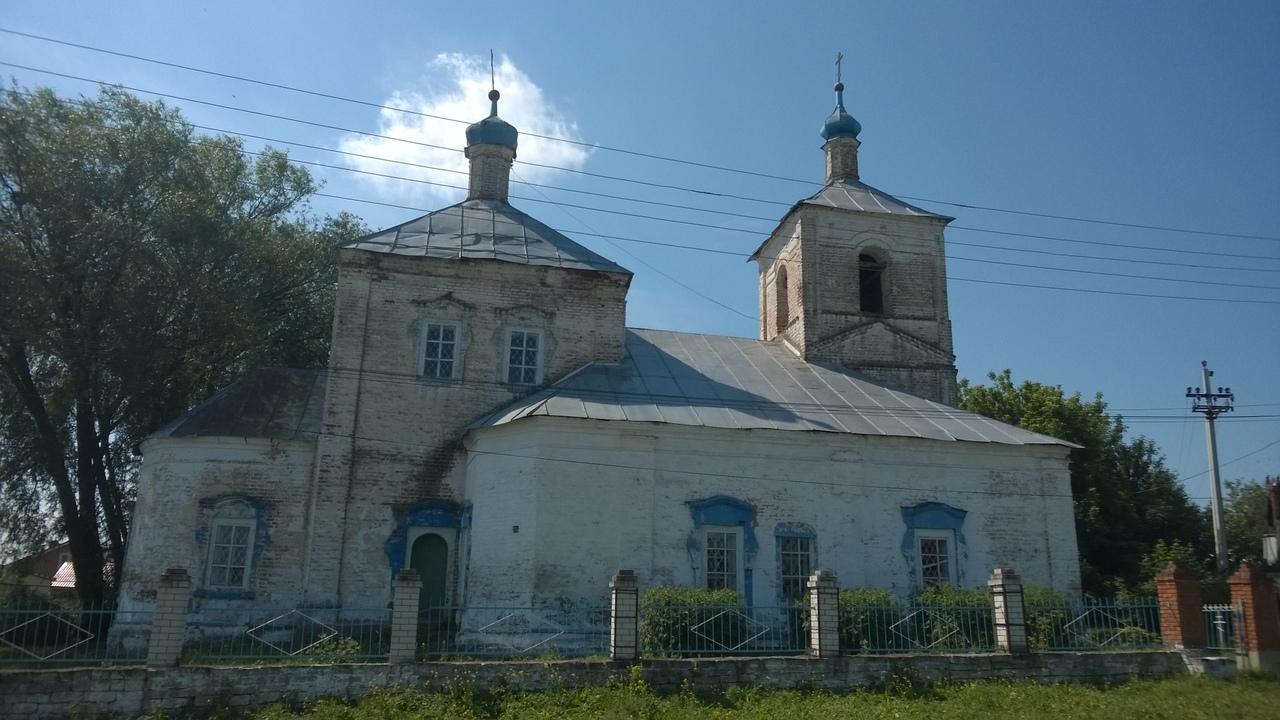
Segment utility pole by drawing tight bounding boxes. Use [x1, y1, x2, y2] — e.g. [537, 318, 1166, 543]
[1186, 361, 1234, 574]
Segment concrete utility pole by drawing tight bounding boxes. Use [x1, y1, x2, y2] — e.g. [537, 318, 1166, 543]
[1186, 361, 1234, 574]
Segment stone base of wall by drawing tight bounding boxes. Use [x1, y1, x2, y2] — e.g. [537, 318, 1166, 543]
[0, 651, 1193, 720]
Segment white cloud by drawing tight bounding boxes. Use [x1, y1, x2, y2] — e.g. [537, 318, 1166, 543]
[338, 53, 589, 206]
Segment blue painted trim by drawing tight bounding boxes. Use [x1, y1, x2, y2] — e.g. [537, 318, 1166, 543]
[900, 502, 969, 591]
[193, 496, 270, 600]
[773, 521, 816, 538]
[687, 496, 757, 606]
[773, 523, 818, 603]
[384, 501, 459, 585]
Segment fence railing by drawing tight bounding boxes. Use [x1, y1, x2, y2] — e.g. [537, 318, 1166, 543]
[640, 605, 808, 657]
[841, 604, 995, 654]
[1026, 600, 1162, 650]
[416, 604, 610, 658]
[1204, 603, 1238, 652]
[182, 607, 390, 663]
[0, 594, 1170, 667]
[0, 602, 151, 666]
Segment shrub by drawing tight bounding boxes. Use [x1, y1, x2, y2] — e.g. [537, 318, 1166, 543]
[837, 588, 899, 653]
[638, 586, 745, 656]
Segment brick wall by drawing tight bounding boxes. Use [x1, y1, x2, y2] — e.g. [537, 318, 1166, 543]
[0, 651, 1192, 720]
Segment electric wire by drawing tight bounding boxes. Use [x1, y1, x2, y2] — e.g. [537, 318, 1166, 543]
[7, 62, 1280, 273]
[2, 37, 1278, 243]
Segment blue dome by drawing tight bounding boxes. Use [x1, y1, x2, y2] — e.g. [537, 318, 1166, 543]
[466, 90, 518, 150]
[820, 83, 861, 140]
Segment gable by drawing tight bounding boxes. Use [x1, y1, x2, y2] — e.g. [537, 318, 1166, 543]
[812, 321, 954, 369]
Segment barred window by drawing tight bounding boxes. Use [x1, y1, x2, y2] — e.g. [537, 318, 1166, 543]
[208, 519, 254, 589]
[778, 536, 813, 599]
[705, 528, 741, 592]
[506, 329, 541, 385]
[918, 530, 954, 588]
[422, 322, 459, 379]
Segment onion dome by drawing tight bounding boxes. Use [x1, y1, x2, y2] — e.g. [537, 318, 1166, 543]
[820, 82, 861, 140]
[465, 89, 518, 150]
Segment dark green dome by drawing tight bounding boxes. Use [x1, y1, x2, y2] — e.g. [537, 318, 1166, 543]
[820, 82, 861, 140]
[466, 90, 518, 150]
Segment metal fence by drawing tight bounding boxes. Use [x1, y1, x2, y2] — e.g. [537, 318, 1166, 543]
[841, 604, 996, 654]
[1026, 600, 1162, 651]
[181, 607, 390, 663]
[0, 601, 151, 666]
[417, 604, 610, 658]
[0, 594, 1173, 667]
[639, 605, 808, 657]
[1203, 603, 1238, 652]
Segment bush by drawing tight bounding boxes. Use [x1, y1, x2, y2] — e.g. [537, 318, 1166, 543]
[837, 588, 899, 653]
[639, 586, 745, 656]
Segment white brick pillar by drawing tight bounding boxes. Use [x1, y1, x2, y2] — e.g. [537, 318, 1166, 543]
[390, 569, 422, 664]
[610, 569, 639, 661]
[147, 567, 191, 667]
[989, 567, 1029, 654]
[808, 570, 840, 657]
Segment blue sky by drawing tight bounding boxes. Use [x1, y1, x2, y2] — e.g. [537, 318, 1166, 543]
[2, 1, 1277, 498]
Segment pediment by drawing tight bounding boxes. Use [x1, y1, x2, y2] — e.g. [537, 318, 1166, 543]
[814, 321, 954, 367]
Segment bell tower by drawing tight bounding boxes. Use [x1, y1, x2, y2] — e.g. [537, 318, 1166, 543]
[750, 76, 958, 405]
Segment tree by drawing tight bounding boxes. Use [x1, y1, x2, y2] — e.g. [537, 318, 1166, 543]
[1224, 478, 1270, 567]
[0, 85, 364, 603]
[958, 370, 1210, 596]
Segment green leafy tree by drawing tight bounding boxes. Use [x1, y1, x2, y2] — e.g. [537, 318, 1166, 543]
[0, 85, 364, 603]
[1224, 478, 1270, 567]
[958, 370, 1210, 596]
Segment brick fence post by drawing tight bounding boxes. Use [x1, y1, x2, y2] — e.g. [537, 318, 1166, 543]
[808, 570, 840, 658]
[988, 567, 1028, 654]
[1154, 562, 1205, 649]
[609, 569, 639, 661]
[389, 569, 422, 664]
[147, 567, 191, 667]
[1227, 563, 1280, 672]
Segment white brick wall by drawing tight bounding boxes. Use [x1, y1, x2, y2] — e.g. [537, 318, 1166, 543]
[464, 417, 1081, 605]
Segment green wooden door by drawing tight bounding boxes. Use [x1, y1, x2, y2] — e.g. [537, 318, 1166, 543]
[409, 533, 449, 610]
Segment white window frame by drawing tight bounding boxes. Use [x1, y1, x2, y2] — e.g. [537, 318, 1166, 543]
[777, 535, 813, 600]
[916, 528, 955, 588]
[504, 328, 543, 386]
[704, 525, 743, 593]
[420, 321, 460, 380]
[207, 518, 256, 589]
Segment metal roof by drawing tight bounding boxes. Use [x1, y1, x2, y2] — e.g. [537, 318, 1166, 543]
[149, 368, 326, 442]
[799, 181, 953, 220]
[340, 199, 631, 275]
[473, 329, 1072, 447]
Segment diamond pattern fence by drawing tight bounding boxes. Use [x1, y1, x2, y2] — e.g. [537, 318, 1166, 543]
[1026, 600, 1162, 651]
[840, 604, 996, 654]
[639, 605, 808, 657]
[417, 604, 610, 658]
[181, 607, 390, 663]
[0, 601, 150, 666]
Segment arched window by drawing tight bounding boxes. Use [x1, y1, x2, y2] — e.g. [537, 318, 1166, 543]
[775, 265, 790, 331]
[858, 253, 886, 314]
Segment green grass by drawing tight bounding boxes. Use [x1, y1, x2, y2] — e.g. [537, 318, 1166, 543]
[139, 672, 1279, 720]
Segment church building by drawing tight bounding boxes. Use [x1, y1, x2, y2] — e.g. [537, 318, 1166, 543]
[117, 82, 1082, 620]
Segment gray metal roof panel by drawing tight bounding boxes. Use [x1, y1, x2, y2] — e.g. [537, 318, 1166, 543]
[149, 368, 326, 442]
[340, 199, 632, 275]
[800, 181, 954, 220]
[472, 329, 1073, 448]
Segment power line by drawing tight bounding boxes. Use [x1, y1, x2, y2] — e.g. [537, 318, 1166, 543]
[3, 30, 1278, 243]
[8, 72, 1280, 310]
[9, 62, 1280, 273]
[199, 121, 1280, 275]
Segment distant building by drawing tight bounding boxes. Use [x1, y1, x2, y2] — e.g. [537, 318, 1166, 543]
[0, 542, 103, 598]
[117, 83, 1081, 620]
